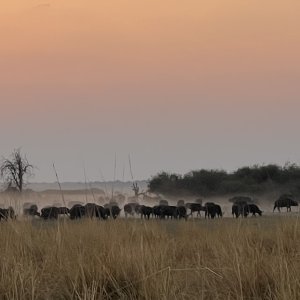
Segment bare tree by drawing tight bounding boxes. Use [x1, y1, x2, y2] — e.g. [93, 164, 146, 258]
[0, 149, 34, 192]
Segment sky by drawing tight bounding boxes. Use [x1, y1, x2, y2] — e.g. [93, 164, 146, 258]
[0, 0, 300, 182]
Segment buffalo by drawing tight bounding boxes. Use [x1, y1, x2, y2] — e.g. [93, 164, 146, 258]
[214, 204, 223, 218]
[186, 203, 205, 217]
[204, 202, 217, 219]
[248, 204, 262, 216]
[152, 205, 162, 218]
[70, 204, 85, 220]
[140, 205, 153, 219]
[105, 205, 121, 219]
[41, 207, 59, 220]
[273, 195, 298, 212]
[176, 206, 187, 220]
[232, 201, 249, 218]
[160, 206, 177, 219]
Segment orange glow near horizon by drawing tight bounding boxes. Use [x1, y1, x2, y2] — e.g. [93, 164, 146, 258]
[0, 1, 300, 181]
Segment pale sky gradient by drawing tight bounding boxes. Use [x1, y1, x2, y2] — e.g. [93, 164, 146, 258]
[1, 0, 300, 182]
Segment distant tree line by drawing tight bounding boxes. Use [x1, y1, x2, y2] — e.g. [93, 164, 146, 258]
[148, 164, 300, 197]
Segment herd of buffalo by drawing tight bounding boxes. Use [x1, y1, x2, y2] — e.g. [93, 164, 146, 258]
[0, 194, 298, 221]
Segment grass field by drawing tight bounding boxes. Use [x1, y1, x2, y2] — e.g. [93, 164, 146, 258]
[0, 216, 299, 299]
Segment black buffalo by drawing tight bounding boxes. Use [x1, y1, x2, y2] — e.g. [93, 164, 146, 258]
[204, 202, 217, 219]
[160, 206, 178, 219]
[273, 195, 298, 212]
[214, 204, 223, 218]
[0, 207, 15, 221]
[140, 205, 153, 219]
[176, 206, 187, 220]
[152, 205, 162, 218]
[186, 203, 205, 217]
[70, 204, 85, 220]
[248, 204, 262, 216]
[41, 207, 59, 220]
[232, 202, 249, 218]
[105, 206, 121, 219]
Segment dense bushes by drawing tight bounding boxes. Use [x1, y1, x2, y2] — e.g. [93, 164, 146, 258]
[148, 163, 300, 197]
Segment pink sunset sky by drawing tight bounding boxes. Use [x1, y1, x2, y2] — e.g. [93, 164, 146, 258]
[0, 0, 300, 182]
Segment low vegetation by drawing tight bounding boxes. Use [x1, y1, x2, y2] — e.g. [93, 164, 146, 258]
[0, 216, 299, 299]
[148, 163, 300, 197]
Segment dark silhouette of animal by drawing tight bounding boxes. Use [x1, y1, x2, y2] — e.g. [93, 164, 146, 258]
[176, 206, 187, 220]
[103, 208, 111, 218]
[248, 204, 262, 216]
[214, 204, 223, 218]
[232, 201, 249, 218]
[41, 207, 59, 220]
[152, 205, 162, 218]
[204, 202, 217, 219]
[160, 206, 177, 219]
[140, 205, 153, 219]
[23, 204, 40, 217]
[273, 195, 298, 212]
[105, 206, 121, 219]
[186, 203, 205, 217]
[0, 207, 15, 221]
[70, 204, 85, 220]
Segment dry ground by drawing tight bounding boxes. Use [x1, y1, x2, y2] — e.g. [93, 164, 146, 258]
[0, 216, 299, 299]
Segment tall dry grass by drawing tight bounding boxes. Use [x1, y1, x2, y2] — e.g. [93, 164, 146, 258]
[0, 217, 299, 299]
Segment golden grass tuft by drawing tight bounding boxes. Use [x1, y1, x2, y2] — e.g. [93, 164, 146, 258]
[0, 217, 299, 299]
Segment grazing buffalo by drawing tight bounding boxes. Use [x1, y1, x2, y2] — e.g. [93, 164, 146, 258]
[273, 195, 298, 212]
[248, 204, 262, 216]
[140, 205, 153, 219]
[23, 204, 40, 217]
[186, 203, 205, 217]
[0, 207, 15, 221]
[124, 203, 139, 217]
[70, 204, 85, 220]
[176, 206, 187, 220]
[232, 202, 249, 218]
[41, 207, 59, 220]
